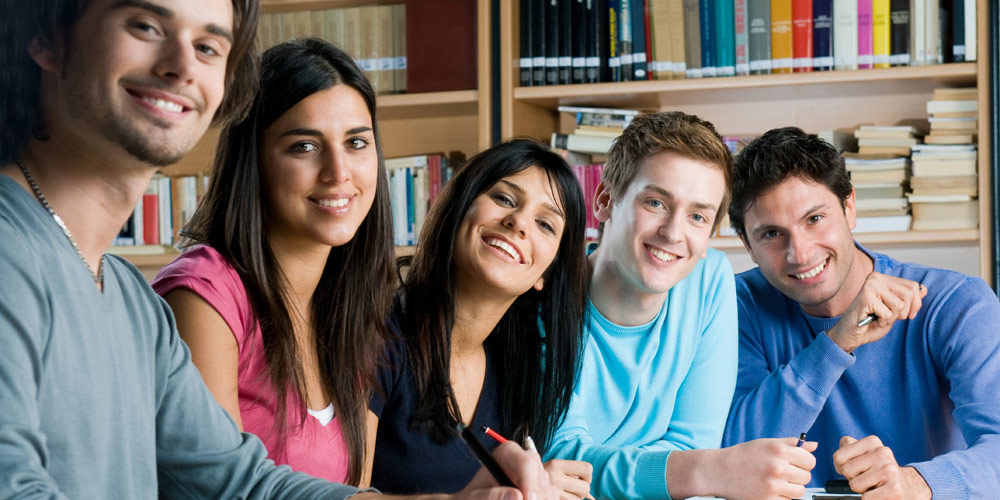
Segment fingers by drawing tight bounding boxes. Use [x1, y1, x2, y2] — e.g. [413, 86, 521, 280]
[864, 274, 925, 325]
[543, 460, 593, 500]
[490, 441, 552, 500]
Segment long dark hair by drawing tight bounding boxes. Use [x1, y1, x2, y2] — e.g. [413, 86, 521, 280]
[1, 0, 259, 163]
[400, 139, 588, 451]
[183, 38, 394, 485]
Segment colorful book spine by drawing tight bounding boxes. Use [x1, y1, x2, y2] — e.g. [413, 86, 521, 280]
[872, 0, 891, 67]
[748, 0, 772, 73]
[812, 0, 833, 70]
[699, 0, 717, 76]
[791, 0, 813, 71]
[734, 0, 750, 74]
[857, 0, 874, 68]
[714, 0, 736, 75]
[889, 0, 910, 65]
[619, 0, 634, 80]
[770, 0, 793, 73]
[609, 0, 622, 81]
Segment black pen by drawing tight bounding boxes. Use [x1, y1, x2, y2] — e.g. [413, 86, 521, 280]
[796, 432, 807, 447]
[456, 423, 516, 487]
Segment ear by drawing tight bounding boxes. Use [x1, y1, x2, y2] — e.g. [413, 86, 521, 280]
[532, 276, 544, 291]
[593, 181, 613, 223]
[28, 37, 60, 73]
[740, 235, 758, 264]
[844, 188, 858, 231]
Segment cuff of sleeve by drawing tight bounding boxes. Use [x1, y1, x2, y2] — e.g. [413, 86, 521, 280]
[635, 451, 671, 499]
[789, 332, 855, 396]
[910, 460, 970, 500]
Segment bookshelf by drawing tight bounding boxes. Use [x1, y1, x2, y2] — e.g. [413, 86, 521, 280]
[499, 0, 993, 283]
[125, 0, 493, 278]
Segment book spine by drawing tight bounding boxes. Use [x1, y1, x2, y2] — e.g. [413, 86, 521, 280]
[872, 0, 891, 67]
[546, 0, 560, 85]
[158, 176, 172, 246]
[590, 0, 608, 82]
[572, 0, 587, 82]
[644, 0, 654, 79]
[924, 0, 939, 64]
[631, 0, 649, 79]
[142, 192, 159, 246]
[748, 0, 772, 73]
[950, 0, 964, 61]
[393, 5, 407, 93]
[834, 0, 858, 69]
[619, 0, 634, 80]
[533, 0, 547, 84]
[650, 0, 669, 79]
[699, 0, 716, 76]
[857, 0, 874, 68]
[812, 0, 833, 70]
[962, 0, 974, 61]
[791, 0, 813, 71]
[911, 0, 926, 64]
[560, 0, 574, 83]
[890, 0, 911, 65]
[668, 0, 687, 77]
[609, 0, 622, 81]
[938, 0, 954, 63]
[770, 0, 793, 73]
[714, 0, 736, 76]
[734, 0, 750, 74]
[521, 0, 534, 85]
[683, 0, 703, 77]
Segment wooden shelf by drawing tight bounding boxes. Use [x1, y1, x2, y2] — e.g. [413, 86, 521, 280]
[380, 90, 478, 108]
[262, 0, 402, 14]
[513, 63, 978, 109]
[710, 229, 981, 250]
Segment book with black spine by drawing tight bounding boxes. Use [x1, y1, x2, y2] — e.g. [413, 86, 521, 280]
[572, 0, 587, 83]
[533, 0, 547, 85]
[521, 0, 534, 86]
[699, 0, 716, 76]
[546, 0, 560, 85]
[889, 0, 910, 65]
[560, 0, 574, 83]
[631, 0, 649, 79]
[951, 0, 964, 61]
[812, 0, 833, 70]
[619, 0, 634, 80]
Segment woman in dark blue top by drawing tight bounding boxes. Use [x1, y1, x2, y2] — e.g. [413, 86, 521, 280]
[369, 140, 591, 497]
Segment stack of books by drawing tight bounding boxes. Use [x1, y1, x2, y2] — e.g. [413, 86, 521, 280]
[550, 106, 645, 156]
[925, 88, 978, 145]
[843, 153, 911, 233]
[907, 144, 978, 230]
[855, 125, 922, 156]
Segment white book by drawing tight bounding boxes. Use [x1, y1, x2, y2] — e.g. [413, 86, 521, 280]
[158, 176, 172, 247]
[411, 165, 428, 243]
[834, 0, 858, 70]
[854, 215, 912, 233]
[910, 0, 925, 65]
[964, 0, 976, 61]
[907, 194, 975, 202]
[925, 0, 939, 64]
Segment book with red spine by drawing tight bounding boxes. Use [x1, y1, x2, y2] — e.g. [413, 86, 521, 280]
[791, 0, 813, 71]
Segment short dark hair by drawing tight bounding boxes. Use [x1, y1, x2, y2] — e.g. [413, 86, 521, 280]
[603, 111, 733, 233]
[729, 127, 853, 238]
[0, 0, 259, 162]
[401, 139, 588, 452]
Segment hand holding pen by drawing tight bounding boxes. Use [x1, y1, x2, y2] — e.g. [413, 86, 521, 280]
[455, 424, 559, 500]
[481, 426, 594, 500]
[828, 273, 927, 353]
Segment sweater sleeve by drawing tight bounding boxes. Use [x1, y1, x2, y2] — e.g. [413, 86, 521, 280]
[723, 280, 856, 446]
[0, 217, 69, 499]
[544, 256, 739, 500]
[907, 277, 1000, 500]
[151, 298, 360, 499]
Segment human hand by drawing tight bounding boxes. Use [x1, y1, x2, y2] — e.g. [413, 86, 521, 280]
[711, 437, 818, 500]
[828, 273, 927, 353]
[543, 459, 593, 500]
[454, 441, 560, 500]
[833, 436, 931, 500]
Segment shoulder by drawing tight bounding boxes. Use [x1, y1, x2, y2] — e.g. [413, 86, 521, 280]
[879, 253, 997, 320]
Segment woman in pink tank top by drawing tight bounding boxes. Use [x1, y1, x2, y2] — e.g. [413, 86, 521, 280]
[153, 39, 394, 486]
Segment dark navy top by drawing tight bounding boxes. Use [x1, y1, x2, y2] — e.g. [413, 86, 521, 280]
[369, 309, 505, 494]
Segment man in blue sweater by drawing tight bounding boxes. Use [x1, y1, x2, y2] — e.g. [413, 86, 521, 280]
[723, 127, 1000, 500]
[545, 112, 818, 500]
[0, 1, 553, 498]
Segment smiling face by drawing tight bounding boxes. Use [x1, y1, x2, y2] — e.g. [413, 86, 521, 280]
[33, 0, 233, 166]
[453, 166, 567, 299]
[741, 176, 866, 316]
[596, 151, 726, 297]
[258, 85, 379, 251]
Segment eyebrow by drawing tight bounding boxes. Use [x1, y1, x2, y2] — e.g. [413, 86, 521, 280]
[499, 179, 566, 219]
[112, 0, 233, 43]
[643, 184, 718, 212]
[279, 126, 373, 138]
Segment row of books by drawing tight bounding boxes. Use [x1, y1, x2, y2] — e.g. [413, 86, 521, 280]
[387, 154, 459, 247]
[113, 175, 208, 252]
[258, 6, 407, 95]
[519, 0, 977, 85]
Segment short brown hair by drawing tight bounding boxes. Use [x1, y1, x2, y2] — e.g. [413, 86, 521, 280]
[603, 111, 733, 232]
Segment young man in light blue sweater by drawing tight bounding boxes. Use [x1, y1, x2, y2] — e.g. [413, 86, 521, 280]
[544, 112, 818, 500]
[723, 127, 1000, 500]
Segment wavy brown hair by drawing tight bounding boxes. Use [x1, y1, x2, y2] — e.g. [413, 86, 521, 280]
[182, 39, 394, 485]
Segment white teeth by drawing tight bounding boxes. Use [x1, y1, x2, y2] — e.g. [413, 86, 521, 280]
[794, 260, 827, 280]
[649, 246, 678, 262]
[316, 198, 349, 208]
[143, 96, 183, 113]
[486, 238, 521, 263]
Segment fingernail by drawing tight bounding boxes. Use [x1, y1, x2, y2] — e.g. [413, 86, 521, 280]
[502, 491, 518, 500]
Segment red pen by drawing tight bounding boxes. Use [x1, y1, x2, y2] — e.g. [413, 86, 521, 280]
[480, 425, 507, 443]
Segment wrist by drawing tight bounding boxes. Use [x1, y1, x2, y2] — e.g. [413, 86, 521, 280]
[827, 323, 857, 353]
[666, 449, 715, 499]
[901, 466, 932, 500]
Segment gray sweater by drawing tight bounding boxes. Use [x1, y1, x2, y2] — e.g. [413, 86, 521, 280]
[0, 175, 358, 499]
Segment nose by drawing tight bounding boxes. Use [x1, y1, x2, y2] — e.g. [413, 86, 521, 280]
[502, 210, 529, 238]
[658, 212, 682, 243]
[785, 229, 810, 264]
[319, 147, 352, 184]
[153, 36, 198, 85]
